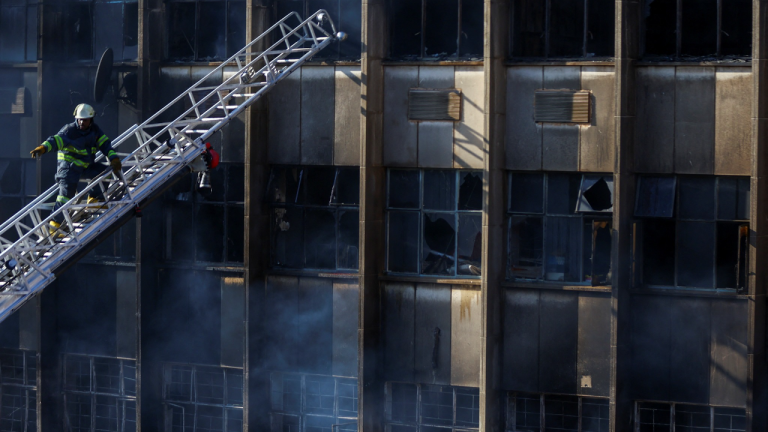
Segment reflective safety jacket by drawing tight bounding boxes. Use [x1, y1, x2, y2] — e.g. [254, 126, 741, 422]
[41, 122, 118, 168]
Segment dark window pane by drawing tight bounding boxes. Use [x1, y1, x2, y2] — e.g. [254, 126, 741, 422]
[0, 6, 26, 62]
[581, 398, 609, 432]
[388, 211, 419, 273]
[577, 176, 614, 212]
[509, 173, 544, 213]
[26, 5, 38, 61]
[637, 402, 671, 432]
[635, 176, 676, 218]
[123, 3, 139, 60]
[641, 219, 676, 286]
[545, 216, 581, 282]
[681, 0, 717, 56]
[721, 0, 752, 56]
[508, 216, 543, 280]
[515, 393, 541, 431]
[333, 168, 360, 205]
[308, 0, 341, 59]
[511, 0, 546, 57]
[459, 0, 483, 57]
[391, 382, 417, 423]
[424, 170, 456, 210]
[547, 173, 580, 215]
[588, 220, 612, 285]
[424, 0, 458, 57]
[586, 0, 614, 56]
[266, 167, 303, 204]
[716, 222, 747, 289]
[677, 221, 715, 288]
[675, 404, 711, 432]
[304, 208, 336, 269]
[226, 164, 245, 202]
[338, 0, 362, 59]
[717, 177, 750, 220]
[388, 0, 422, 57]
[458, 171, 482, 210]
[226, 206, 244, 262]
[422, 213, 456, 275]
[338, 210, 359, 269]
[227, 1, 246, 57]
[713, 407, 746, 432]
[544, 395, 579, 432]
[0, 159, 22, 195]
[644, 0, 676, 56]
[272, 207, 304, 268]
[168, 3, 196, 60]
[202, 162, 226, 202]
[549, 0, 585, 57]
[93, 2, 123, 62]
[678, 177, 715, 220]
[196, 204, 225, 262]
[304, 167, 338, 205]
[169, 202, 195, 261]
[420, 385, 453, 425]
[458, 214, 482, 276]
[455, 387, 480, 427]
[389, 170, 420, 209]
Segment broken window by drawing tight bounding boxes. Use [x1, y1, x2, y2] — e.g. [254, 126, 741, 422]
[274, 0, 361, 60]
[270, 372, 358, 432]
[507, 393, 608, 432]
[508, 172, 613, 285]
[268, 166, 360, 271]
[0, 0, 37, 63]
[635, 402, 746, 432]
[642, 0, 752, 59]
[511, 0, 615, 59]
[386, 383, 479, 431]
[167, 0, 246, 61]
[0, 349, 37, 432]
[163, 363, 243, 432]
[62, 354, 136, 432]
[386, 169, 483, 277]
[634, 175, 750, 290]
[386, 0, 482, 59]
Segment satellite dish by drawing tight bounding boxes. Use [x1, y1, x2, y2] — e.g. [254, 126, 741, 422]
[93, 48, 114, 103]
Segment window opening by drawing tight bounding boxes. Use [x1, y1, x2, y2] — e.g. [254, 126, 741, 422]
[270, 372, 358, 432]
[386, 170, 483, 277]
[274, 0, 361, 60]
[634, 402, 746, 432]
[167, 0, 246, 61]
[0, 349, 37, 432]
[386, 383, 479, 431]
[506, 393, 608, 432]
[0, 0, 38, 63]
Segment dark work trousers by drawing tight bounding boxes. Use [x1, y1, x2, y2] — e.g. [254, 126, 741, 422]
[53, 160, 109, 223]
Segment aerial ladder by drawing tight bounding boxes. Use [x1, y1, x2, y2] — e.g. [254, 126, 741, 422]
[0, 10, 345, 323]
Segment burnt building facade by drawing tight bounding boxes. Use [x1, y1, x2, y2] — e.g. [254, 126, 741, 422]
[0, 0, 765, 431]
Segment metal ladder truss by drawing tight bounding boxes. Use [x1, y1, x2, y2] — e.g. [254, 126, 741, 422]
[0, 10, 343, 323]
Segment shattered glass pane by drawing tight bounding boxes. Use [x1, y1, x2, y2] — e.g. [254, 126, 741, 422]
[266, 167, 303, 204]
[424, 170, 456, 211]
[678, 177, 715, 220]
[586, 0, 614, 56]
[304, 208, 336, 269]
[458, 171, 482, 210]
[508, 216, 543, 280]
[387, 0, 421, 57]
[549, 0, 585, 57]
[681, 0, 717, 56]
[332, 168, 360, 206]
[305, 167, 337, 206]
[422, 213, 456, 275]
[588, 220, 611, 286]
[642, 219, 675, 286]
[715, 222, 741, 289]
[459, 0, 483, 58]
[509, 173, 544, 213]
[577, 176, 613, 213]
[272, 207, 304, 268]
[721, 0, 752, 56]
[199, 2, 226, 59]
[634, 176, 676, 218]
[544, 217, 581, 282]
[677, 221, 715, 288]
[388, 211, 419, 273]
[338, 210, 359, 270]
[644, 0, 676, 56]
[424, 0, 458, 57]
[389, 170, 420, 209]
[168, 2, 196, 60]
[226, 1, 247, 58]
[457, 214, 482, 276]
[511, 0, 545, 57]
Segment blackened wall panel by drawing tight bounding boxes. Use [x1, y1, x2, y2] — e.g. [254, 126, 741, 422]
[18, 298, 38, 351]
[503, 289, 540, 391]
[580, 66, 615, 172]
[334, 66, 362, 166]
[669, 297, 711, 403]
[543, 66, 581, 89]
[450, 286, 481, 387]
[383, 66, 418, 166]
[221, 276, 245, 368]
[675, 67, 715, 174]
[542, 124, 579, 171]
[714, 68, 751, 176]
[19, 71, 38, 158]
[709, 299, 748, 407]
[268, 68, 301, 164]
[539, 290, 578, 394]
[301, 66, 335, 165]
[418, 67, 455, 168]
[576, 292, 611, 397]
[506, 67, 543, 170]
[297, 277, 333, 374]
[453, 66, 484, 168]
[264, 275, 300, 370]
[116, 270, 136, 359]
[631, 295, 671, 401]
[332, 280, 359, 377]
[415, 284, 452, 384]
[383, 283, 416, 382]
[635, 67, 675, 173]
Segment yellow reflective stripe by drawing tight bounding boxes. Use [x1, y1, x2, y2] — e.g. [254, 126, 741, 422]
[62, 146, 89, 156]
[57, 152, 89, 168]
[54, 135, 64, 151]
[56, 195, 70, 204]
[97, 135, 108, 146]
[42, 142, 52, 152]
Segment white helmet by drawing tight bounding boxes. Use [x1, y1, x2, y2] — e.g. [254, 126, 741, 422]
[73, 103, 95, 119]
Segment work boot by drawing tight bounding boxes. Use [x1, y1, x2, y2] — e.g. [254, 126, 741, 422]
[86, 196, 107, 209]
[48, 220, 68, 238]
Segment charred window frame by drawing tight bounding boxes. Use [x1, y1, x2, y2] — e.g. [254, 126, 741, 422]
[509, 0, 615, 59]
[633, 175, 750, 291]
[634, 401, 746, 432]
[386, 0, 483, 60]
[507, 172, 614, 286]
[62, 354, 136, 432]
[506, 393, 609, 432]
[385, 382, 480, 431]
[0, 0, 38, 63]
[642, 0, 752, 59]
[0, 349, 37, 432]
[162, 363, 244, 432]
[386, 169, 483, 278]
[266, 166, 360, 272]
[275, 0, 362, 60]
[166, 0, 246, 61]
[269, 372, 358, 432]
[164, 162, 245, 264]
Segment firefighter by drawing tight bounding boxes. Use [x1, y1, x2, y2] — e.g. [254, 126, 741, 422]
[29, 103, 122, 234]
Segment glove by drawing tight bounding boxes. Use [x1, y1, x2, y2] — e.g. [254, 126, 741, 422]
[110, 158, 122, 174]
[30, 145, 46, 158]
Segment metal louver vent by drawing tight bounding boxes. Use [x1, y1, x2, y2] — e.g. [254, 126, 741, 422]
[534, 90, 590, 123]
[408, 89, 462, 121]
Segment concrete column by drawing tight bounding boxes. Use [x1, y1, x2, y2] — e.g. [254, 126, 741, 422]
[610, 2, 639, 432]
[481, 0, 508, 430]
[748, 1, 768, 430]
[359, 0, 385, 429]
